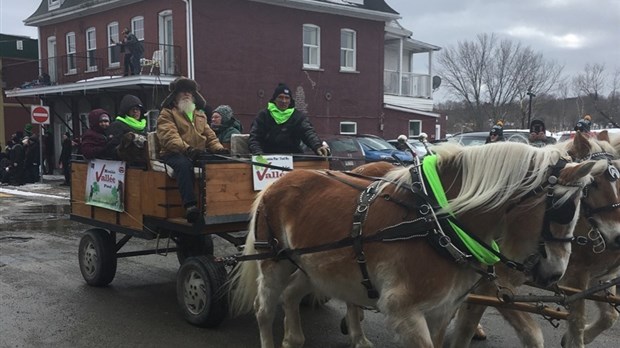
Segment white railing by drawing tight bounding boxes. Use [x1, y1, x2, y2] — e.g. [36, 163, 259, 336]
[384, 70, 431, 98]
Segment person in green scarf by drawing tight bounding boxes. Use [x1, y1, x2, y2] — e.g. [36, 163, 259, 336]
[106, 94, 147, 161]
[248, 83, 329, 156]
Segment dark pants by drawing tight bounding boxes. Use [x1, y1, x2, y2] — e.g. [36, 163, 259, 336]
[62, 161, 71, 184]
[123, 54, 132, 76]
[161, 153, 196, 207]
[130, 54, 141, 75]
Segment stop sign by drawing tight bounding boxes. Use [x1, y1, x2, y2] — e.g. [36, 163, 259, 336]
[31, 105, 50, 124]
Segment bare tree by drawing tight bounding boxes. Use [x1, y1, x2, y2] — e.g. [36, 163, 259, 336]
[574, 63, 619, 127]
[437, 33, 563, 130]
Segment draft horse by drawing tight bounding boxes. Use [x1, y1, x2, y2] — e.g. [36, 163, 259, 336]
[449, 132, 620, 348]
[229, 140, 597, 348]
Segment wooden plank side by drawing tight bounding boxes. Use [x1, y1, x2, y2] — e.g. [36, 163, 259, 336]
[140, 171, 169, 218]
[70, 162, 90, 218]
[119, 168, 143, 229]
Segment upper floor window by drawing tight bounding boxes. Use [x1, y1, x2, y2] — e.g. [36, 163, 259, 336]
[108, 22, 120, 66]
[48, 0, 61, 10]
[86, 27, 97, 71]
[66, 32, 76, 74]
[16, 40, 23, 50]
[340, 29, 356, 71]
[131, 16, 144, 40]
[303, 24, 320, 69]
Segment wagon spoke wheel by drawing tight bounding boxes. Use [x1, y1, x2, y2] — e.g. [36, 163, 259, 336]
[78, 228, 117, 286]
[176, 256, 227, 327]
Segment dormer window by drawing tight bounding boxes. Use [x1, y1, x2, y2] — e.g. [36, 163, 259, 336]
[49, 0, 61, 10]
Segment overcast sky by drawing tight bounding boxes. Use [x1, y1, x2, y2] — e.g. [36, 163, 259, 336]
[1, 0, 618, 89]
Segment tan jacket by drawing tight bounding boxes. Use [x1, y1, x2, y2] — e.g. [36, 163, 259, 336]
[156, 107, 224, 157]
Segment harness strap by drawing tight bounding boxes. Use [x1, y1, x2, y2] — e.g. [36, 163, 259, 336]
[351, 181, 381, 299]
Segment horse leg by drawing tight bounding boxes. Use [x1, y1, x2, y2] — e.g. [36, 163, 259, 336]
[379, 292, 433, 347]
[344, 303, 374, 348]
[562, 297, 587, 348]
[426, 305, 457, 348]
[446, 303, 488, 348]
[584, 285, 619, 344]
[496, 307, 544, 347]
[255, 260, 297, 348]
[281, 270, 312, 348]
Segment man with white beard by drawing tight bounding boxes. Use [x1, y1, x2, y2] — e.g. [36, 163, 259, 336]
[157, 77, 229, 223]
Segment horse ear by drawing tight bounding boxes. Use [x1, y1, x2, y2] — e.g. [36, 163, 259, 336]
[561, 161, 595, 183]
[597, 130, 609, 142]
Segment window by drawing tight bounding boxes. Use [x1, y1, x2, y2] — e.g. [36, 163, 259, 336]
[48, 0, 61, 10]
[340, 29, 356, 71]
[86, 27, 97, 71]
[16, 40, 23, 50]
[131, 16, 144, 40]
[340, 122, 357, 135]
[108, 22, 120, 66]
[66, 32, 76, 74]
[409, 120, 421, 137]
[303, 24, 320, 69]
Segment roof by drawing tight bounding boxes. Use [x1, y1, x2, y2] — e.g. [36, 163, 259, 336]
[26, 0, 400, 26]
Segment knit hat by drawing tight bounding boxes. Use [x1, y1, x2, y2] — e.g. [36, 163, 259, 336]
[160, 77, 207, 110]
[269, 83, 296, 108]
[530, 119, 546, 134]
[119, 94, 145, 117]
[213, 105, 234, 124]
[489, 125, 503, 137]
[99, 114, 110, 122]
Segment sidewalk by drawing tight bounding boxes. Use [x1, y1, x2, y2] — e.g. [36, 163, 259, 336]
[0, 175, 70, 200]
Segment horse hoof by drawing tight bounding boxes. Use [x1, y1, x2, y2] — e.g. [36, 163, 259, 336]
[472, 324, 487, 340]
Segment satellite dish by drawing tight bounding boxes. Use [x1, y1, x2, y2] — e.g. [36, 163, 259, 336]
[432, 76, 442, 90]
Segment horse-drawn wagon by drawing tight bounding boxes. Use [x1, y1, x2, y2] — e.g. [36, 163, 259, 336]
[70, 134, 329, 327]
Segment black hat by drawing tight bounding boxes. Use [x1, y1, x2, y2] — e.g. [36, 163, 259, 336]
[270, 83, 293, 102]
[489, 125, 503, 137]
[160, 77, 207, 110]
[574, 115, 591, 133]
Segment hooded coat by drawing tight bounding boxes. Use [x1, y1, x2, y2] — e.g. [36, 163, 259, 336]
[212, 105, 242, 143]
[81, 109, 115, 159]
[105, 95, 147, 159]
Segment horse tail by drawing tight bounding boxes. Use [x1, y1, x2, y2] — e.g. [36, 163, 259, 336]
[227, 189, 266, 317]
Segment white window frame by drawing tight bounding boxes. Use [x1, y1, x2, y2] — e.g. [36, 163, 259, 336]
[85, 27, 97, 72]
[409, 120, 422, 137]
[340, 122, 357, 135]
[66, 32, 76, 74]
[340, 29, 356, 72]
[303, 24, 320, 69]
[107, 22, 120, 67]
[131, 16, 145, 40]
[16, 40, 23, 50]
[48, 0, 61, 10]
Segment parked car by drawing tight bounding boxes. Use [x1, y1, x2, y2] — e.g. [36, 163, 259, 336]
[387, 137, 431, 158]
[447, 130, 556, 146]
[355, 134, 414, 164]
[556, 128, 620, 142]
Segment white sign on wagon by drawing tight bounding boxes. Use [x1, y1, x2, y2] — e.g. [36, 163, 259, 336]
[252, 155, 293, 191]
[85, 159, 126, 212]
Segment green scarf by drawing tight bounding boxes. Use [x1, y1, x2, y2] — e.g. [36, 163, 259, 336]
[116, 116, 146, 132]
[422, 155, 500, 265]
[267, 102, 294, 124]
[186, 111, 194, 123]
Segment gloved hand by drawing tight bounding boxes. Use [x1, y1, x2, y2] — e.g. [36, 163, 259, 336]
[185, 147, 204, 161]
[316, 145, 330, 157]
[215, 147, 230, 155]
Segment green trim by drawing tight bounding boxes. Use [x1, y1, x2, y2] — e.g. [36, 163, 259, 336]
[422, 155, 500, 265]
[115, 116, 146, 132]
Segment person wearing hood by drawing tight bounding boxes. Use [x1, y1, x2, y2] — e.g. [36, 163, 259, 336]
[528, 119, 551, 147]
[249, 83, 328, 156]
[23, 134, 41, 183]
[211, 105, 242, 144]
[80, 108, 114, 160]
[156, 76, 228, 223]
[106, 94, 147, 160]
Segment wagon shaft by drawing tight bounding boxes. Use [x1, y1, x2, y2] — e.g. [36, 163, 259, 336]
[466, 294, 569, 320]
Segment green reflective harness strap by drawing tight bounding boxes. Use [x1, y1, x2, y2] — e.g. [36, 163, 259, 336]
[422, 155, 500, 265]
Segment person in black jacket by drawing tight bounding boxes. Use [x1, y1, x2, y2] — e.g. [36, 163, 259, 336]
[59, 131, 73, 186]
[106, 94, 147, 165]
[248, 83, 329, 156]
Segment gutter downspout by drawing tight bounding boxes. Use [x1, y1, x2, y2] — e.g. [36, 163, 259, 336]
[183, 0, 194, 79]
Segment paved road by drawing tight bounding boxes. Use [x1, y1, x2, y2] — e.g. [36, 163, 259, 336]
[1, 185, 619, 347]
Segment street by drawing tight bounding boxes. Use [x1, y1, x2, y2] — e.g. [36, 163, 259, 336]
[1, 183, 619, 347]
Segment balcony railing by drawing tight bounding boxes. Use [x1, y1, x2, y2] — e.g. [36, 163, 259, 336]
[6, 41, 182, 89]
[384, 70, 431, 99]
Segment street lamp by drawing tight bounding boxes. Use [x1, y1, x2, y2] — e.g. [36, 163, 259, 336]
[527, 86, 536, 128]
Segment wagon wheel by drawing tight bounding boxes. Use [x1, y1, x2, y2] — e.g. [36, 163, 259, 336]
[78, 228, 117, 286]
[175, 234, 214, 265]
[176, 255, 227, 327]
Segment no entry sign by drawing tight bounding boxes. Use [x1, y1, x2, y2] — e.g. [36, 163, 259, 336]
[31, 105, 50, 124]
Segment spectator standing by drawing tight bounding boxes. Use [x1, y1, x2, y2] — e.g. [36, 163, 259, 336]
[7, 134, 25, 186]
[59, 131, 73, 186]
[485, 121, 505, 144]
[248, 83, 328, 156]
[122, 28, 144, 76]
[23, 135, 41, 183]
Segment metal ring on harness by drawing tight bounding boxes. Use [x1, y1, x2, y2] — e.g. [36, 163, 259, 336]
[419, 204, 431, 215]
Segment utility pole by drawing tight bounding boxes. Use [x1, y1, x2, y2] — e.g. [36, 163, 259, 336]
[527, 85, 536, 128]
